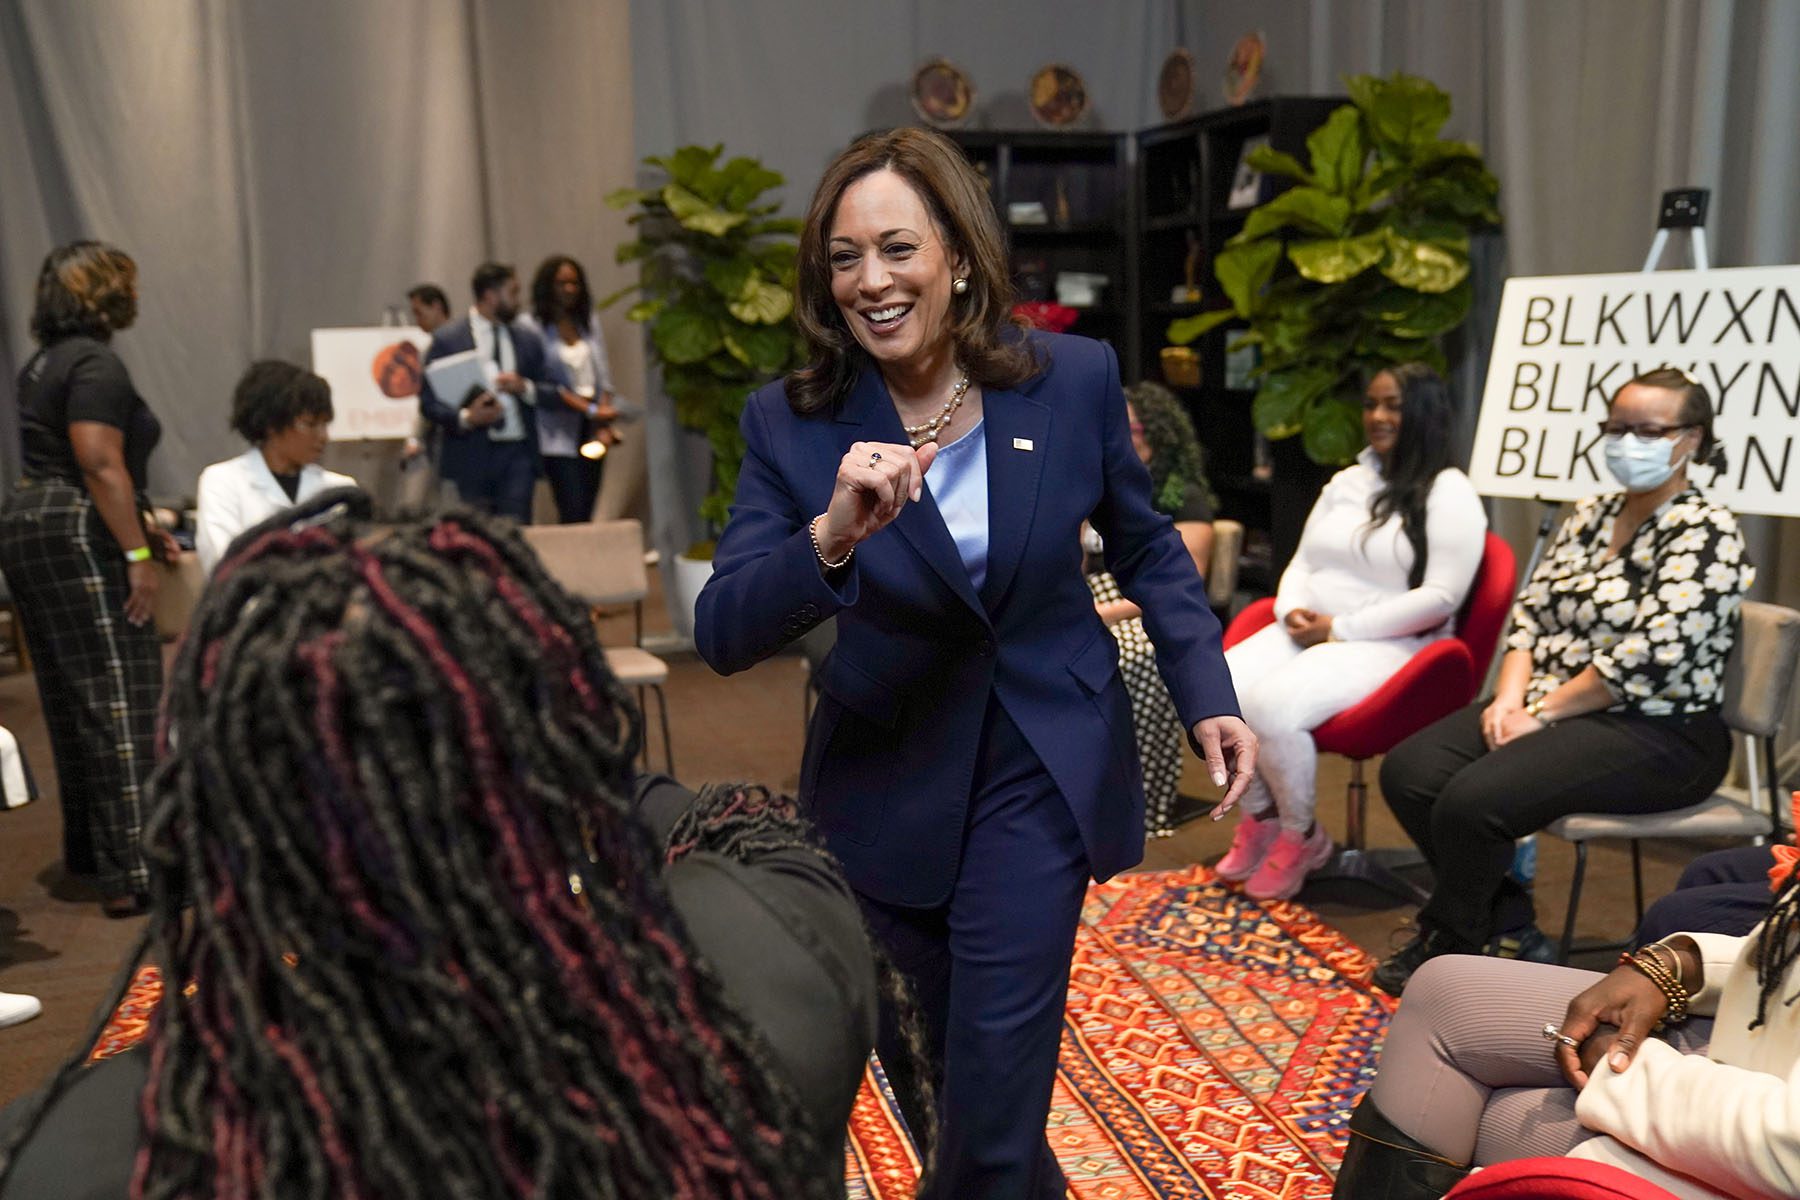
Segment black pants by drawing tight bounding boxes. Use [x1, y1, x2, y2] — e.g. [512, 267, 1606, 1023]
[0, 482, 160, 899]
[542, 454, 603, 524]
[1380, 700, 1731, 947]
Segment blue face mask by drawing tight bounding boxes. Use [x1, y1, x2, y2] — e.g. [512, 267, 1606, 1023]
[1603, 433, 1688, 493]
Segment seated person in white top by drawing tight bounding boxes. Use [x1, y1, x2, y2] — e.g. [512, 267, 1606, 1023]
[1215, 363, 1487, 901]
[194, 361, 357, 573]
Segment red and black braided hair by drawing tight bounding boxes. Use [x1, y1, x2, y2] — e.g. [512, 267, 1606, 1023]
[0, 492, 872, 1198]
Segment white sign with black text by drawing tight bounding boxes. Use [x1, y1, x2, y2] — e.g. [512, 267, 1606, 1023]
[1470, 264, 1800, 518]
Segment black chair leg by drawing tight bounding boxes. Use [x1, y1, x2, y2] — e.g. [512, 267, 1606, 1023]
[1631, 841, 1645, 927]
[1307, 760, 1431, 906]
[650, 682, 675, 776]
[1559, 841, 1589, 964]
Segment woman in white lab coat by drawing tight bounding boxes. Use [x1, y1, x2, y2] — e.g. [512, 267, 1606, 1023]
[194, 360, 357, 573]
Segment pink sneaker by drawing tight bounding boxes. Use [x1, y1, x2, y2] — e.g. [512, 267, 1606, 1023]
[1214, 813, 1280, 882]
[1244, 824, 1334, 901]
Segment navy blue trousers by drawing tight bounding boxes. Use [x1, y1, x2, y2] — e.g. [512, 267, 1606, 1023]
[859, 696, 1088, 1200]
[542, 453, 603, 524]
[1633, 844, 1777, 945]
[441, 439, 537, 523]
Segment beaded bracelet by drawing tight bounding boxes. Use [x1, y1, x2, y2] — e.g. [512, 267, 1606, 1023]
[1620, 949, 1689, 1025]
[809, 516, 854, 571]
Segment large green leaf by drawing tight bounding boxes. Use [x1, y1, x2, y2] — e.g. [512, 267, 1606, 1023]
[1236, 187, 1351, 240]
[719, 157, 787, 210]
[1359, 73, 1452, 152]
[663, 184, 749, 236]
[1213, 239, 1283, 315]
[625, 298, 664, 323]
[646, 145, 724, 191]
[726, 277, 794, 324]
[1302, 393, 1365, 465]
[745, 217, 805, 237]
[1370, 281, 1471, 338]
[1382, 233, 1469, 293]
[1289, 231, 1388, 283]
[704, 258, 755, 300]
[653, 307, 722, 364]
[1252, 364, 1339, 439]
[1166, 308, 1235, 344]
[605, 187, 653, 210]
[596, 281, 639, 311]
[1408, 169, 1501, 223]
[722, 321, 795, 374]
[1306, 106, 1367, 195]
[1244, 144, 1313, 183]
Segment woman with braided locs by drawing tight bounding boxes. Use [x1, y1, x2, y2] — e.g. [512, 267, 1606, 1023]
[1331, 863, 1800, 1199]
[0, 490, 933, 1199]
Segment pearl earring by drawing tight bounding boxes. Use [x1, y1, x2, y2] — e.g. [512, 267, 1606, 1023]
[952, 277, 969, 295]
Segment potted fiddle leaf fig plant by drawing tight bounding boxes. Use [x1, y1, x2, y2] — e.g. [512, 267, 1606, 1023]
[1168, 72, 1501, 466]
[604, 145, 807, 631]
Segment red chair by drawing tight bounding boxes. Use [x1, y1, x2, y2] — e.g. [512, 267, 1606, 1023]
[1444, 1156, 1684, 1199]
[1221, 531, 1517, 903]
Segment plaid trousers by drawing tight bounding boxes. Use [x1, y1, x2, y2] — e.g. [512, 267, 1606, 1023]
[0, 481, 160, 898]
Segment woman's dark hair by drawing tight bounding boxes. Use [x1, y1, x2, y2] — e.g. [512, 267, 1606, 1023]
[1364, 363, 1460, 590]
[229, 359, 334, 445]
[1752, 870, 1800, 1029]
[531, 254, 592, 333]
[1614, 366, 1729, 475]
[1125, 381, 1214, 516]
[787, 127, 1041, 414]
[30, 240, 137, 343]
[0, 494, 935, 1198]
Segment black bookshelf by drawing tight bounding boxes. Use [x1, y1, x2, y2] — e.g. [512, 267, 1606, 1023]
[948, 130, 1137, 377]
[1135, 97, 1345, 587]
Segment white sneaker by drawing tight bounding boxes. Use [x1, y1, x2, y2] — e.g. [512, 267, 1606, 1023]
[0, 991, 42, 1028]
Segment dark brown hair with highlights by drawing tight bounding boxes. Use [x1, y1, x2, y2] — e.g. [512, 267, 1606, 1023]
[30, 240, 137, 343]
[786, 127, 1041, 414]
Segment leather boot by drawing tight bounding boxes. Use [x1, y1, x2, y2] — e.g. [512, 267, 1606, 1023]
[1331, 1096, 1470, 1199]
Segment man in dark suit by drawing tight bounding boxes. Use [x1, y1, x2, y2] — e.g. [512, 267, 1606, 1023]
[417, 262, 559, 521]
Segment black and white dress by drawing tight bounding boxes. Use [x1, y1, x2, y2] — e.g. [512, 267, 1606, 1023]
[1083, 483, 1213, 837]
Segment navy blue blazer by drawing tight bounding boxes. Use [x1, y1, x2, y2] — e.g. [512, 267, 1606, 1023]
[417, 315, 559, 473]
[695, 332, 1239, 907]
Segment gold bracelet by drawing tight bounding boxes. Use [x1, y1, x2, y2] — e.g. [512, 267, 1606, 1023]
[1621, 950, 1689, 1023]
[809, 517, 854, 571]
[1645, 941, 1684, 989]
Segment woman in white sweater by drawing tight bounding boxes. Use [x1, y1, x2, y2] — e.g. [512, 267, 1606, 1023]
[194, 361, 356, 573]
[1216, 364, 1487, 900]
[1333, 875, 1800, 1200]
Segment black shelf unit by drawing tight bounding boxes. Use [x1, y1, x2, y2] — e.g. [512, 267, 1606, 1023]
[948, 130, 1137, 377]
[1134, 96, 1345, 586]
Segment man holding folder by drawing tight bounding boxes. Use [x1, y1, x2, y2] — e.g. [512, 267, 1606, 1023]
[418, 261, 559, 521]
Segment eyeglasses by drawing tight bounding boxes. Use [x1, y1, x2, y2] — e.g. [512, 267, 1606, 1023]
[1598, 421, 1693, 439]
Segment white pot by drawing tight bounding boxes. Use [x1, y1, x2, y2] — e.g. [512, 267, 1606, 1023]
[668, 552, 715, 642]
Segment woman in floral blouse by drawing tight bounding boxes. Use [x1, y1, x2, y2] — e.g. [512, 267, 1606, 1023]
[1372, 367, 1752, 996]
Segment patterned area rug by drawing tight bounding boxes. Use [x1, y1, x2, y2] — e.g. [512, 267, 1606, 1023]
[92, 867, 1392, 1198]
[844, 865, 1395, 1199]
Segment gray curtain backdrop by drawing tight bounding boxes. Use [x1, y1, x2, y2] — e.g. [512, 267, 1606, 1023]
[0, 0, 646, 520]
[634, 0, 1800, 754]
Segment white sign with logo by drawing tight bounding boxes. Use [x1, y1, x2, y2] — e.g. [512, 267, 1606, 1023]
[1470, 264, 1800, 518]
[310, 326, 432, 441]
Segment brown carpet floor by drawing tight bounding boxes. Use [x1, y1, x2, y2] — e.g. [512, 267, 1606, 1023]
[0, 579, 1729, 1105]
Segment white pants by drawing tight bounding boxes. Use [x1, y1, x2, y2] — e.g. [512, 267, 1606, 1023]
[1223, 622, 1427, 832]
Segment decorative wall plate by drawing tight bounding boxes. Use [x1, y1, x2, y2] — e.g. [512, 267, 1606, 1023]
[1224, 32, 1266, 106]
[1029, 63, 1088, 128]
[1158, 48, 1195, 120]
[912, 58, 974, 128]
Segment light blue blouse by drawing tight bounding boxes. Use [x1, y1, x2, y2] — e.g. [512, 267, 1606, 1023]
[926, 420, 989, 593]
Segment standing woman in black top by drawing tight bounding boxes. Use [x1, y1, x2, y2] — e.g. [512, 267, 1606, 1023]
[0, 241, 170, 916]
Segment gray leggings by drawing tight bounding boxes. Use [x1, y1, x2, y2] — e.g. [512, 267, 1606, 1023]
[1368, 954, 1713, 1166]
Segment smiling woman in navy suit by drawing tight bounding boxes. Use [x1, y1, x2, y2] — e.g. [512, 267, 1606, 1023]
[695, 127, 1257, 1200]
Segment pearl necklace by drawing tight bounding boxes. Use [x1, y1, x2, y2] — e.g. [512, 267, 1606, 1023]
[902, 371, 972, 448]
